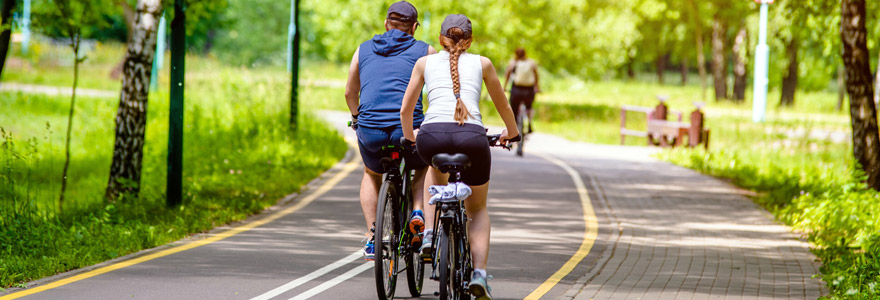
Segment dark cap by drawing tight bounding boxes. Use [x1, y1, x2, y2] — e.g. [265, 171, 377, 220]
[387, 1, 418, 22]
[440, 14, 472, 37]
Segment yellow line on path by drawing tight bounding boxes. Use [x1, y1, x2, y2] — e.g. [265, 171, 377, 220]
[1, 147, 360, 300]
[524, 153, 599, 300]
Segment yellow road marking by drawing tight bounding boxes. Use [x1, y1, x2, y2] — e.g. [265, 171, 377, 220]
[1, 143, 361, 300]
[524, 153, 599, 300]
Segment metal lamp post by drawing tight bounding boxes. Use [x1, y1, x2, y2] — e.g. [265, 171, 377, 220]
[751, 0, 772, 123]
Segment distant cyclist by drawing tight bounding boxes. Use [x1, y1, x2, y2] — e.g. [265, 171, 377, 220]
[399, 14, 519, 300]
[503, 47, 540, 133]
[344, 0, 437, 260]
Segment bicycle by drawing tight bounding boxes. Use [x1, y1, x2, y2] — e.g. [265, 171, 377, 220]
[372, 138, 426, 300]
[427, 134, 518, 300]
[514, 102, 528, 157]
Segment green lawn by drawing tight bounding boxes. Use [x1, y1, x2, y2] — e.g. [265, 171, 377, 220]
[0, 43, 347, 288]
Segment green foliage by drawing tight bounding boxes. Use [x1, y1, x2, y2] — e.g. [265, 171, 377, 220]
[30, 0, 116, 43]
[0, 48, 347, 287]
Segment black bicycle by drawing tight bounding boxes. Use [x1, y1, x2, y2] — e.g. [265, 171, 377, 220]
[373, 139, 425, 300]
[428, 134, 516, 300]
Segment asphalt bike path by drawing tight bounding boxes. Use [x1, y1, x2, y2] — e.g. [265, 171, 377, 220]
[2, 111, 597, 300]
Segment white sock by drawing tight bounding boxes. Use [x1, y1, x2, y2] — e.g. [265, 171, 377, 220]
[474, 268, 487, 278]
[424, 229, 433, 237]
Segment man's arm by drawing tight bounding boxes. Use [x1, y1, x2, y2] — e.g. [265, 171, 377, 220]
[401, 57, 427, 142]
[344, 47, 361, 116]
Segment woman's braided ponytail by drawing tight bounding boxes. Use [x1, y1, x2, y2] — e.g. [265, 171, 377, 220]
[440, 28, 473, 125]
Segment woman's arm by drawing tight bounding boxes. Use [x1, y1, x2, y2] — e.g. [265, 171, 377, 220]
[503, 60, 513, 89]
[344, 48, 361, 116]
[401, 57, 427, 142]
[482, 56, 519, 139]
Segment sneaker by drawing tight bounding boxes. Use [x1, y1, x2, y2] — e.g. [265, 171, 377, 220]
[468, 272, 493, 300]
[419, 231, 433, 260]
[409, 210, 425, 244]
[364, 239, 375, 261]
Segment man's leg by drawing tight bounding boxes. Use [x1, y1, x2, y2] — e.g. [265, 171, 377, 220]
[411, 166, 427, 212]
[360, 166, 383, 238]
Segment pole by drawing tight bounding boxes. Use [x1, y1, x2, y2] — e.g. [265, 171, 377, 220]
[287, 0, 294, 72]
[150, 13, 167, 91]
[751, 0, 770, 123]
[290, 0, 300, 128]
[22, 0, 30, 53]
[167, 0, 185, 207]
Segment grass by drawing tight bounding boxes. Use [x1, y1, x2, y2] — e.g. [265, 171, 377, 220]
[0, 42, 347, 287]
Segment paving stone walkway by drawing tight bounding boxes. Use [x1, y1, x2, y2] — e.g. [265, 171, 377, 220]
[526, 134, 826, 299]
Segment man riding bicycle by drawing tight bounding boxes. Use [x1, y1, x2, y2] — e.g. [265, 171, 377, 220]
[344, 1, 438, 260]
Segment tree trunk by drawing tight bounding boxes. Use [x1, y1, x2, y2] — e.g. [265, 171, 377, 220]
[841, 0, 880, 190]
[711, 13, 728, 101]
[680, 58, 688, 86]
[106, 0, 163, 201]
[837, 64, 845, 111]
[626, 60, 635, 80]
[59, 34, 83, 214]
[0, 0, 17, 78]
[732, 25, 748, 102]
[656, 53, 667, 85]
[687, 0, 708, 100]
[780, 37, 799, 106]
[875, 50, 880, 105]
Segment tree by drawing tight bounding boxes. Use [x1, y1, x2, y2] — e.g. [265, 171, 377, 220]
[105, 0, 162, 201]
[0, 0, 17, 79]
[32, 0, 112, 212]
[779, 36, 798, 106]
[841, 0, 880, 190]
[710, 11, 728, 101]
[686, 0, 708, 100]
[731, 24, 748, 101]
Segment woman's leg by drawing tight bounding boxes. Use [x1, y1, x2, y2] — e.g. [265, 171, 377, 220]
[422, 166, 448, 231]
[464, 182, 490, 270]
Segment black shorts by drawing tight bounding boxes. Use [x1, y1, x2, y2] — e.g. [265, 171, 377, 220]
[510, 85, 535, 120]
[416, 123, 491, 186]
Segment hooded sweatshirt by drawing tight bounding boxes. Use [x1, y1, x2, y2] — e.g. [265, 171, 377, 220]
[357, 29, 428, 129]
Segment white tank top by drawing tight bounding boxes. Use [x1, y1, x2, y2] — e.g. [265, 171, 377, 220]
[423, 51, 484, 127]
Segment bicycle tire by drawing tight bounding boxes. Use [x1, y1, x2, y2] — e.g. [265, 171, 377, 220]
[405, 207, 425, 296]
[374, 181, 399, 300]
[516, 104, 526, 157]
[437, 225, 453, 300]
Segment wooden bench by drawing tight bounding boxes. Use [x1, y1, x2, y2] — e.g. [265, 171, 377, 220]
[620, 100, 710, 149]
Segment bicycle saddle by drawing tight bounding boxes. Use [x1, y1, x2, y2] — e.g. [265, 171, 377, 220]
[432, 153, 471, 173]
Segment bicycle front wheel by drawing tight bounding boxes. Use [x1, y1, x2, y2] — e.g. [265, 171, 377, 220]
[374, 181, 399, 300]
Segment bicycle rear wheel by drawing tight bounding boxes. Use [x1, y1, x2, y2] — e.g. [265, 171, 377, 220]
[437, 225, 453, 300]
[405, 216, 425, 296]
[374, 181, 399, 300]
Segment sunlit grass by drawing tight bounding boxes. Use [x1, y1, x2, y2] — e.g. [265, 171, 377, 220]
[0, 42, 347, 287]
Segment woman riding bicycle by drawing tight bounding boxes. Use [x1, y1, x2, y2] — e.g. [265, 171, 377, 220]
[504, 47, 540, 133]
[399, 14, 519, 300]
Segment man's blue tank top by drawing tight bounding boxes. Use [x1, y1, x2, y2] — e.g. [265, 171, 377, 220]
[358, 29, 428, 129]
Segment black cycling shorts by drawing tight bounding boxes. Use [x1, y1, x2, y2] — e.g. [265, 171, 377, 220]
[416, 123, 491, 186]
[510, 85, 535, 120]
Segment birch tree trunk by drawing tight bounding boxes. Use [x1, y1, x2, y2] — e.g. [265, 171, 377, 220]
[106, 0, 162, 201]
[841, 0, 880, 190]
